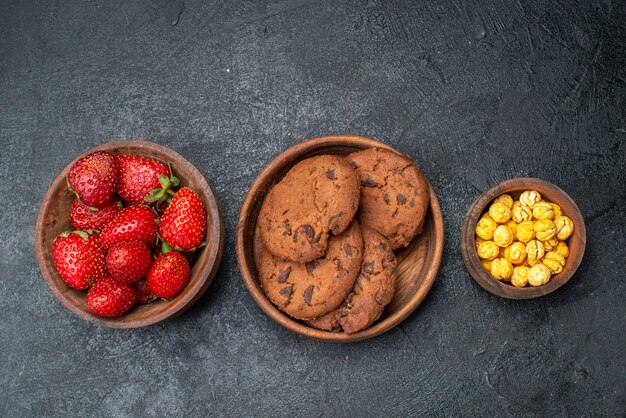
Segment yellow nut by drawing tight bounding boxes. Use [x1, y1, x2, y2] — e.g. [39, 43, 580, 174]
[534, 219, 557, 241]
[526, 240, 545, 266]
[512, 201, 533, 223]
[493, 225, 514, 247]
[555, 241, 569, 259]
[551, 203, 563, 217]
[481, 259, 493, 272]
[504, 242, 527, 265]
[555, 216, 574, 240]
[528, 264, 551, 286]
[520, 190, 542, 208]
[516, 221, 535, 243]
[511, 266, 530, 288]
[475, 216, 498, 240]
[489, 202, 512, 223]
[532, 201, 555, 220]
[490, 258, 513, 281]
[477, 241, 499, 260]
[543, 237, 559, 252]
[493, 194, 514, 209]
[505, 220, 517, 235]
[543, 251, 566, 274]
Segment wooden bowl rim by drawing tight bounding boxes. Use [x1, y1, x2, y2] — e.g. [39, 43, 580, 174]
[34, 140, 225, 328]
[460, 177, 586, 299]
[236, 134, 445, 342]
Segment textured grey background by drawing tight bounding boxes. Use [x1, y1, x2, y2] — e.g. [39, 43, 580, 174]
[1, 0, 625, 416]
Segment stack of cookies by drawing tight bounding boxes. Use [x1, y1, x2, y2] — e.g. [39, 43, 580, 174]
[255, 147, 430, 334]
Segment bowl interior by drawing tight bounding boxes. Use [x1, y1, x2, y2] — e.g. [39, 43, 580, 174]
[237, 135, 444, 342]
[35, 140, 224, 328]
[461, 178, 586, 299]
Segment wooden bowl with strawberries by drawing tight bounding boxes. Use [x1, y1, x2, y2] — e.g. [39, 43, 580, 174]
[35, 140, 224, 328]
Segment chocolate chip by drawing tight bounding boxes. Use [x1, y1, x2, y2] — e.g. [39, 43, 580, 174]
[304, 286, 314, 306]
[328, 212, 345, 233]
[277, 267, 292, 283]
[356, 276, 365, 289]
[349, 161, 358, 169]
[306, 260, 321, 274]
[344, 244, 353, 257]
[282, 221, 292, 236]
[383, 192, 390, 204]
[279, 286, 293, 298]
[331, 322, 343, 331]
[397, 193, 406, 205]
[326, 169, 336, 180]
[376, 242, 388, 252]
[294, 224, 315, 242]
[341, 293, 354, 308]
[363, 261, 376, 274]
[410, 198, 415, 208]
[361, 177, 378, 188]
[337, 312, 348, 318]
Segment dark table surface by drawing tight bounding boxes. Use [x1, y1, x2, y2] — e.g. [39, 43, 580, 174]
[1, 0, 624, 416]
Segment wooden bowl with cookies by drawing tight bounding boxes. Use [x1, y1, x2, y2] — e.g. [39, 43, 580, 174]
[461, 177, 586, 299]
[35, 140, 225, 328]
[236, 134, 444, 342]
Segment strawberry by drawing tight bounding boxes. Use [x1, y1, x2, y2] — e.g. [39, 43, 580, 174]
[67, 151, 118, 208]
[159, 187, 206, 251]
[116, 155, 179, 205]
[134, 279, 156, 304]
[105, 241, 153, 283]
[100, 205, 158, 250]
[52, 230, 106, 290]
[69, 198, 122, 231]
[86, 277, 136, 317]
[147, 252, 190, 299]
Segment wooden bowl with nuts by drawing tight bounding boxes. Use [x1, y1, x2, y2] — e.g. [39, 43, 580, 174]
[461, 178, 586, 299]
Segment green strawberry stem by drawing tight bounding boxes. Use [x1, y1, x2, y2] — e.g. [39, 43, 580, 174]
[60, 230, 96, 240]
[144, 164, 180, 204]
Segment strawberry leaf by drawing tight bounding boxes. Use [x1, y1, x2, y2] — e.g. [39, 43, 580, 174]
[73, 230, 89, 241]
[161, 242, 173, 254]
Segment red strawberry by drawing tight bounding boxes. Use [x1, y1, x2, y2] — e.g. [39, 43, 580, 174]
[86, 278, 136, 317]
[105, 241, 153, 283]
[116, 155, 179, 205]
[67, 151, 118, 208]
[159, 187, 207, 251]
[52, 231, 106, 290]
[100, 205, 158, 249]
[134, 279, 156, 304]
[147, 252, 190, 299]
[69, 198, 122, 231]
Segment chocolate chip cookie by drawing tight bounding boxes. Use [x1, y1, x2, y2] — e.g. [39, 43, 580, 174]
[258, 155, 360, 263]
[307, 226, 397, 334]
[257, 221, 364, 320]
[345, 147, 430, 249]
